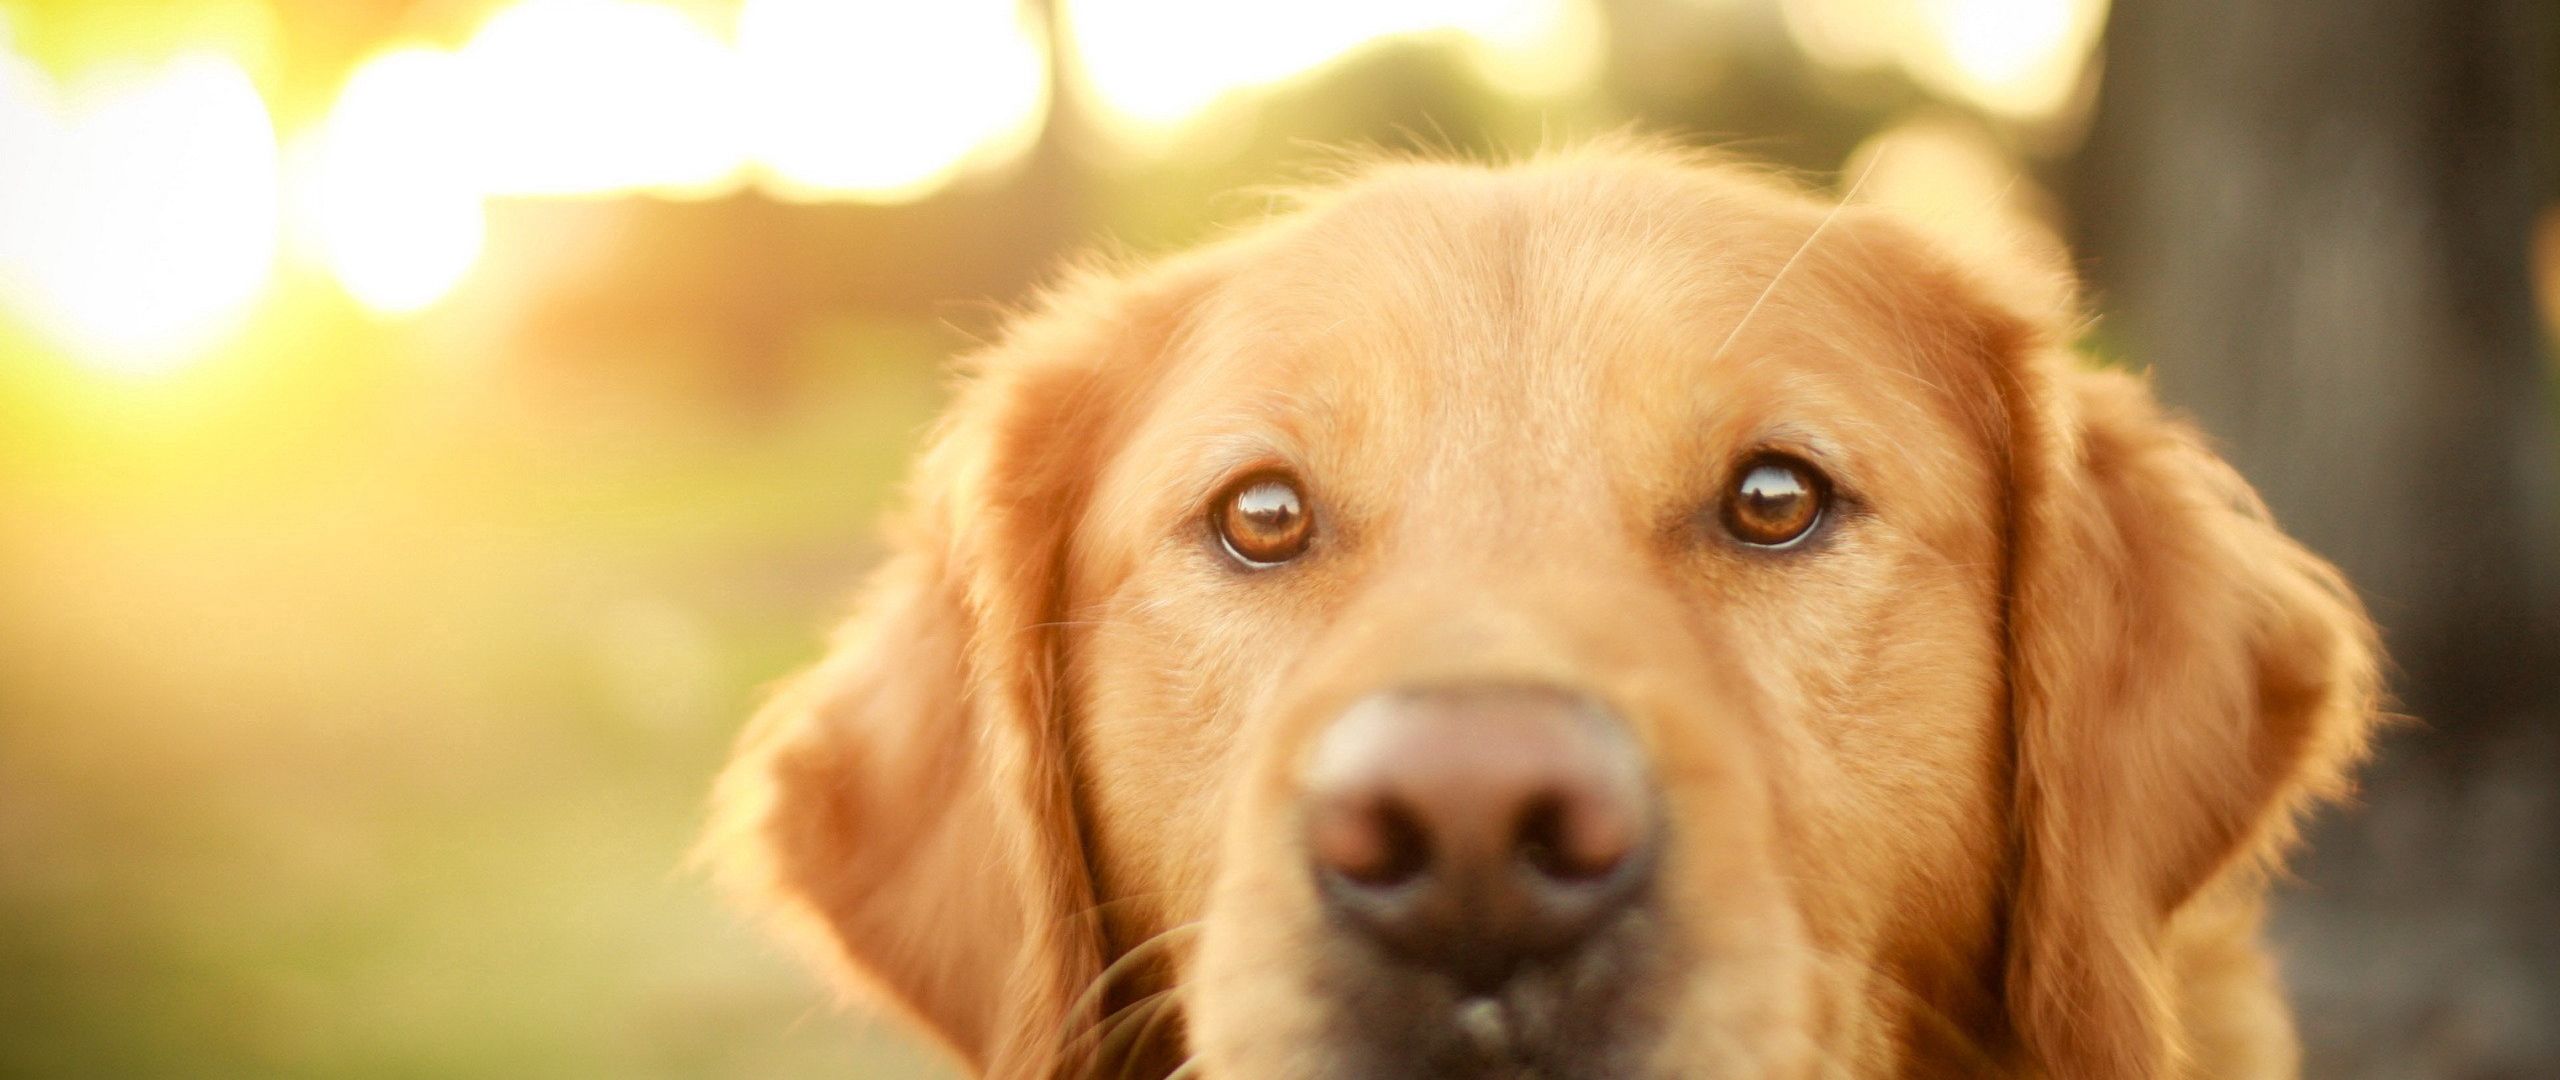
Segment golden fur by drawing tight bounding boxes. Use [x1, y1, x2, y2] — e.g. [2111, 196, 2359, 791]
[706, 144, 2381, 1079]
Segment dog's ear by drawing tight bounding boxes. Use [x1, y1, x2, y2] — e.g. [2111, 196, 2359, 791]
[1833, 209, 2378, 1077]
[1908, 250, 2382, 1076]
[706, 261, 1207, 1078]
[1998, 354, 2380, 1077]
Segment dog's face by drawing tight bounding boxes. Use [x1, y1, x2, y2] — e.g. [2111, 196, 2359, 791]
[1078, 169, 2014, 1077]
[711, 150, 2377, 1080]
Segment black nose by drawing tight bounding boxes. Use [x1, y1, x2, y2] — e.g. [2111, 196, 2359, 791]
[1301, 685, 1656, 993]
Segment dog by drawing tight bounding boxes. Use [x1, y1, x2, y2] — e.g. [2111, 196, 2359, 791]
[707, 143, 2381, 1079]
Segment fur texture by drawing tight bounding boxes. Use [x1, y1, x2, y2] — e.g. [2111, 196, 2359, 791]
[706, 144, 2381, 1080]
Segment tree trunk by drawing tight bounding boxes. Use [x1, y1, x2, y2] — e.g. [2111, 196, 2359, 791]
[2070, 2, 2559, 1076]
[2071, 0, 2557, 731]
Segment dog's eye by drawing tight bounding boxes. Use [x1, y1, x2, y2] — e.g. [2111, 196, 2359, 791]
[1214, 473, 1313, 567]
[1721, 454, 1827, 548]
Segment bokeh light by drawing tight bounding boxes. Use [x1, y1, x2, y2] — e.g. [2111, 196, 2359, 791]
[0, 19, 52, 297]
[0, 0, 2124, 382]
[1065, 0, 1597, 142]
[0, 3, 2547, 1079]
[0, 51, 279, 375]
[302, 47, 486, 315]
[738, 0, 1049, 202]
[457, 0, 748, 198]
[1917, 0, 2106, 119]
[6, 0, 2089, 380]
[1783, 0, 2107, 121]
[1462, 0, 1606, 100]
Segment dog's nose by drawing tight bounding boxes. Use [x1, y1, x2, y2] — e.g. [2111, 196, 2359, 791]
[1302, 685, 1655, 991]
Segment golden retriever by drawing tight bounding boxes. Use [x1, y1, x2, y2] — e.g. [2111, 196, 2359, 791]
[707, 143, 2381, 1080]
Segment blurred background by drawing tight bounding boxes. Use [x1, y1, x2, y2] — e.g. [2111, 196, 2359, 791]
[0, 0, 2551, 1076]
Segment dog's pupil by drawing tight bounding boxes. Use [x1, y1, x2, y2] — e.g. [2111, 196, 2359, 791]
[1238, 482, 1299, 528]
[1732, 462, 1818, 543]
[1224, 478, 1310, 562]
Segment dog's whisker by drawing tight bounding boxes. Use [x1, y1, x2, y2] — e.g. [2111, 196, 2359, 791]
[1059, 983, 1182, 1073]
[1707, 148, 1886, 368]
[1055, 920, 1205, 1064]
[1094, 920, 1201, 985]
[1036, 888, 1212, 942]
[710, 143, 2376, 1080]
[1090, 989, 1178, 1070]
[1117, 988, 1190, 1080]
[1098, 985, 1189, 1080]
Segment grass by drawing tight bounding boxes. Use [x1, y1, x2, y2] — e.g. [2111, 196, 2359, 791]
[0, 319, 964, 1078]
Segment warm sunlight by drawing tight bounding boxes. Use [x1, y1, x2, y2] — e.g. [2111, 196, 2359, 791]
[1782, 0, 2106, 122]
[457, 0, 747, 198]
[1462, 0, 1606, 100]
[0, 51, 279, 375]
[1916, 0, 2105, 119]
[0, 0, 1617, 370]
[737, 0, 1049, 202]
[0, 21, 47, 297]
[1064, 0, 1596, 142]
[449, 0, 1050, 202]
[0, 0, 2095, 377]
[303, 47, 486, 315]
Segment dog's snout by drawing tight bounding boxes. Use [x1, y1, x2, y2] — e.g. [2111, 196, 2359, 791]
[1302, 685, 1655, 991]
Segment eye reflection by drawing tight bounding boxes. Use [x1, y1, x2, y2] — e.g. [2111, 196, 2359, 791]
[1721, 456, 1827, 548]
[1215, 474, 1313, 566]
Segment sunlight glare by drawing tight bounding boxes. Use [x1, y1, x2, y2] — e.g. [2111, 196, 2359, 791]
[1067, 0, 1593, 141]
[1916, 0, 2104, 119]
[1782, 0, 2105, 122]
[0, 24, 54, 305]
[1461, 0, 1605, 101]
[305, 48, 486, 314]
[737, 0, 1048, 202]
[458, 0, 747, 198]
[1778, 0, 1899, 70]
[0, 52, 279, 375]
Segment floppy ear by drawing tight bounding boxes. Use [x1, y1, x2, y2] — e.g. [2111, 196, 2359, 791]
[705, 264, 1205, 1078]
[1989, 316, 2382, 1075]
[1836, 207, 2379, 1075]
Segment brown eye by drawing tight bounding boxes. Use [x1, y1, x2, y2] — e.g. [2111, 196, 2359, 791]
[1215, 473, 1313, 566]
[1721, 455, 1827, 548]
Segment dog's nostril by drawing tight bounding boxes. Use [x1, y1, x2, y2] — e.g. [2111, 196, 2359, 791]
[1312, 795, 1434, 888]
[1301, 684, 1657, 983]
[1516, 789, 1638, 882]
[1516, 794, 1586, 881]
[1370, 800, 1432, 886]
[1515, 794, 1570, 879]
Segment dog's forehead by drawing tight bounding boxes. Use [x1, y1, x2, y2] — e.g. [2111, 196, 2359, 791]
[1209, 161, 1833, 349]
[1156, 165, 1916, 462]
[1082, 158, 2005, 574]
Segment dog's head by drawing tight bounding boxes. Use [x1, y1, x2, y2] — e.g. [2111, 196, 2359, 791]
[707, 148, 2379, 1079]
